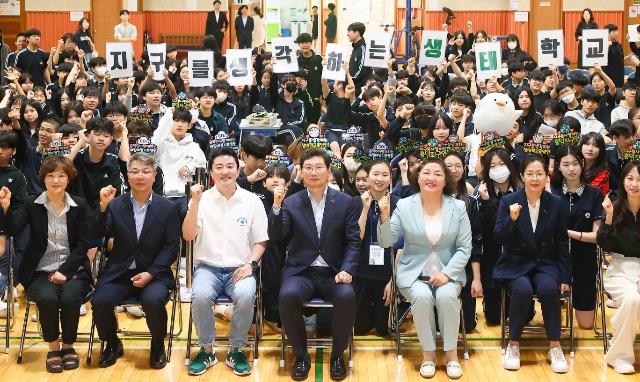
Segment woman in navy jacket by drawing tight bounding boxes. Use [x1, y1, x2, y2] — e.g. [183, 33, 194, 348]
[493, 155, 571, 374]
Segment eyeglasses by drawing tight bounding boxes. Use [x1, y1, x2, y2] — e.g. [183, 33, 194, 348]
[302, 166, 327, 173]
[524, 172, 545, 179]
[128, 170, 155, 177]
[40, 128, 55, 135]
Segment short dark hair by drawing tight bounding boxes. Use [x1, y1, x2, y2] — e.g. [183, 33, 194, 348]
[347, 22, 366, 37]
[362, 87, 382, 102]
[24, 29, 41, 38]
[166, 44, 177, 53]
[312, 5, 318, 9]
[296, 33, 313, 44]
[210, 147, 239, 169]
[80, 86, 100, 98]
[127, 121, 153, 137]
[570, 73, 589, 87]
[460, 54, 475, 64]
[508, 61, 524, 76]
[396, 70, 409, 80]
[610, 119, 634, 138]
[213, 0, 221, 4]
[139, 81, 162, 97]
[57, 62, 74, 74]
[328, 3, 335, 11]
[519, 154, 549, 176]
[450, 91, 473, 108]
[58, 123, 82, 138]
[622, 81, 638, 92]
[556, 115, 581, 134]
[86, 117, 114, 135]
[61, 33, 78, 44]
[212, 79, 231, 92]
[173, 108, 192, 123]
[265, 163, 291, 182]
[529, 69, 546, 82]
[449, 77, 468, 92]
[241, 134, 273, 158]
[581, 89, 601, 103]
[89, 56, 107, 69]
[409, 157, 457, 195]
[0, 130, 18, 150]
[300, 148, 330, 168]
[604, 24, 618, 32]
[39, 155, 77, 186]
[42, 116, 62, 131]
[199, 86, 217, 98]
[103, 101, 129, 118]
[555, 80, 574, 94]
[120, 9, 129, 16]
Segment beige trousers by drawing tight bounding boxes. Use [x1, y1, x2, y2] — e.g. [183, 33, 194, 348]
[603, 254, 640, 367]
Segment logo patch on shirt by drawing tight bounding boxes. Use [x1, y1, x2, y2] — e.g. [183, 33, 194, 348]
[7, 178, 12, 183]
[585, 212, 591, 219]
[237, 217, 247, 226]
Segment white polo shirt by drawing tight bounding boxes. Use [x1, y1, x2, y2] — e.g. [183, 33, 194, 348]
[193, 185, 269, 268]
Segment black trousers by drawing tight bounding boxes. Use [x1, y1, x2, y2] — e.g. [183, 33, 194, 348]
[213, 31, 224, 51]
[279, 267, 356, 358]
[238, 39, 251, 49]
[261, 242, 287, 324]
[92, 270, 169, 348]
[354, 277, 389, 336]
[28, 270, 91, 344]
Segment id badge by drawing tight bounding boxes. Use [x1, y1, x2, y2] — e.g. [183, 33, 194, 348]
[369, 244, 384, 265]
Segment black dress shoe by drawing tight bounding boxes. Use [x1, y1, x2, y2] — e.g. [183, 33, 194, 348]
[291, 353, 311, 381]
[150, 350, 167, 369]
[329, 356, 347, 381]
[99, 340, 124, 368]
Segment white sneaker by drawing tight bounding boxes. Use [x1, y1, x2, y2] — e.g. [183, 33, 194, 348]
[30, 313, 37, 322]
[126, 306, 145, 317]
[117, 306, 125, 313]
[606, 299, 619, 309]
[548, 346, 568, 373]
[503, 344, 521, 370]
[613, 362, 635, 374]
[0, 301, 18, 317]
[79, 304, 87, 316]
[419, 360, 436, 378]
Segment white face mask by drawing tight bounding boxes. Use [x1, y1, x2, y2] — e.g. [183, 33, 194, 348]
[544, 119, 559, 128]
[95, 67, 107, 77]
[168, 67, 177, 74]
[216, 92, 228, 103]
[508, 42, 517, 50]
[501, 67, 509, 77]
[489, 166, 511, 184]
[343, 156, 360, 172]
[561, 93, 575, 104]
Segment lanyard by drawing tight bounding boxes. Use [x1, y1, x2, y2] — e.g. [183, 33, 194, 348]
[368, 200, 379, 244]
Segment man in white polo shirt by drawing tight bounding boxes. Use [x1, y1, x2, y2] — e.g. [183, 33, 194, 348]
[182, 147, 269, 377]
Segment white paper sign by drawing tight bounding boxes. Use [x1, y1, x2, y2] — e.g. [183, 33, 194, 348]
[474, 42, 502, 80]
[419, 30, 447, 66]
[146, 43, 166, 81]
[271, 37, 299, 73]
[537, 30, 564, 68]
[188, 51, 215, 87]
[226, 49, 253, 86]
[364, 32, 391, 68]
[582, 29, 609, 67]
[70, 12, 84, 22]
[631, 5, 638, 18]
[514, 12, 528, 22]
[322, 44, 349, 81]
[629, 25, 640, 42]
[106, 43, 133, 78]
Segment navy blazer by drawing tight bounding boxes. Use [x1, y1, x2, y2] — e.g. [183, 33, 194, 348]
[235, 15, 254, 44]
[89, 192, 180, 289]
[268, 187, 361, 281]
[493, 189, 571, 284]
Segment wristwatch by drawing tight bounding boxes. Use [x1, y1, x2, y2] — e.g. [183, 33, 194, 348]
[249, 261, 259, 271]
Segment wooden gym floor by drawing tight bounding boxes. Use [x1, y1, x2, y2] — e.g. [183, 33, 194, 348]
[0, 285, 639, 382]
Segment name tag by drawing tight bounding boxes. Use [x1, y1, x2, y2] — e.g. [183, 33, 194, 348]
[369, 244, 384, 265]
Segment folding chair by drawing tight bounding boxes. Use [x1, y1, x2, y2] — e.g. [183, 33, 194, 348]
[87, 244, 183, 364]
[279, 297, 354, 368]
[500, 287, 575, 357]
[390, 249, 469, 363]
[0, 238, 16, 354]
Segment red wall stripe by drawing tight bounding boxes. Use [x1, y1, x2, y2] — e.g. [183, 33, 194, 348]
[25, 12, 90, 55]
[563, 11, 623, 65]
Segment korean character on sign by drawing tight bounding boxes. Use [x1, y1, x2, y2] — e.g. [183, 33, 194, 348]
[192, 59, 210, 79]
[586, 38, 605, 58]
[423, 39, 443, 58]
[540, 38, 560, 58]
[110, 51, 128, 70]
[368, 40, 386, 60]
[230, 57, 249, 77]
[327, 51, 343, 71]
[275, 45, 293, 64]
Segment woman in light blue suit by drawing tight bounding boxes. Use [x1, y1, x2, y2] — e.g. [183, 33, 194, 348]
[378, 157, 472, 380]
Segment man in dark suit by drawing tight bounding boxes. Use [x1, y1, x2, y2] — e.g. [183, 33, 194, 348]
[235, 5, 254, 49]
[89, 153, 180, 369]
[324, 3, 337, 44]
[269, 148, 360, 381]
[205, 0, 229, 50]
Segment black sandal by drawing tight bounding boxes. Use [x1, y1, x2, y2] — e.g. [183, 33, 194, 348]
[46, 351, 64, 373]
[61, 348, 79, 370]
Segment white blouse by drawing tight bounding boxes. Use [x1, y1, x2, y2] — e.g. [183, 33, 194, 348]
[528, 198, 540, 232]
[422, 214, 443, 278]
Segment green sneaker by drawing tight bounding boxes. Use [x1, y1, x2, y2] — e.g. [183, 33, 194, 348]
[188, 347, 217, 375]
[226, 347, 251, 375]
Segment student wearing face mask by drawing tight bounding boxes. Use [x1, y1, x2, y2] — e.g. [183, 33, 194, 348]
[274, 74, 306, 146]
[211, 80, 238, 136]
[340, 143, 363, 197]
[555, 80, 581, 113]
[501, 34, 532, 65]
[386, 103, 436, 148]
